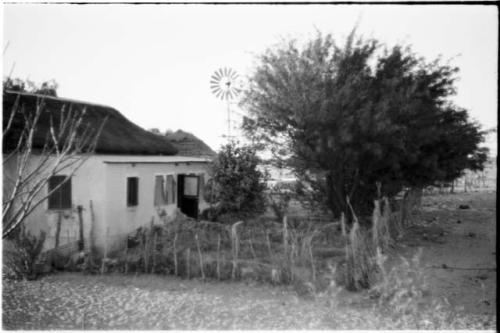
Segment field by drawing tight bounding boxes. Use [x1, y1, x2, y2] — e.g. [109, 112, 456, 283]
[2, 191, 496, 330]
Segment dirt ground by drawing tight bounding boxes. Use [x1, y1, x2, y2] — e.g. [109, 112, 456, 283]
[2, 191, 496, 329]
[404, 191, 497, 316]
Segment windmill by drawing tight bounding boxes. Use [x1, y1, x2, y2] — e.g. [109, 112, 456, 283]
[210, 67, 241, 140]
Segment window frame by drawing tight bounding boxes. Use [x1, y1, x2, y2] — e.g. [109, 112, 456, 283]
[154, 175, 167, 206]
[126, 176, 139, 207]
[153, 173, 177, 206]
[166, 174, 177, 204]
[47, 175, 72, 210]
[183, 174, 200, 198]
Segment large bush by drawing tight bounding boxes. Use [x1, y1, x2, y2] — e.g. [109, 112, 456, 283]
[241, 30, 488, 220]
[203, 141, 268, 222]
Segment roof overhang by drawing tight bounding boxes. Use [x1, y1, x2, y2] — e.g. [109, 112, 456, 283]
[103, 155, 212, 164]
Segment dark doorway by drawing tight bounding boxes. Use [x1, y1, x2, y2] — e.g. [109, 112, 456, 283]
[177, 174, 199, 219]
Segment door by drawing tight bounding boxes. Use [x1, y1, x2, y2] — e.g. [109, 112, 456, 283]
[177, 174, 199, 219]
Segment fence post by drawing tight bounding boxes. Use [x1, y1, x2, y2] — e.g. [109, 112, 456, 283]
[55, 212, 62, 249]
[283, 216, 288, 258]
[266, 232, 272, 258]
[308, 236, 316, 282]
[100, 227, 109, 274]
[231, 221, 243, 280]
[77, 205, 84, 251]
[173, 232, 178, 276]
[186, 248, 191, 279]
[124, 238, 129, 274]
[89, 200, 96, 265]
[216, 233, 221, 280]
[195, 233, 205, 280]
[152, 231, 157, 274]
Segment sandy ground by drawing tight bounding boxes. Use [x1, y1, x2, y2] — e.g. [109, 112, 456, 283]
[2, 191, 496, 329]
[414, 191, 496, 315]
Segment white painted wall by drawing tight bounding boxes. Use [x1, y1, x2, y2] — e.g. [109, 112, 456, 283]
[103, 160, 210, 249]
[3, 154, 106, 252]
[3, 154, 210, 254]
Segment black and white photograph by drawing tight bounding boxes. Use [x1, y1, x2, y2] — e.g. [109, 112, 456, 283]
[1, 1, 497, 330]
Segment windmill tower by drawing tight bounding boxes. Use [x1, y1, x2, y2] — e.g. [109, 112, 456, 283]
[210, 67, 241, 140]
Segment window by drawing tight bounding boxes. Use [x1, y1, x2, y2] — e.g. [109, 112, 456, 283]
[127, 177, 139, 207]
[166, 175, 176, 204]
[154, 175, 167, 206]
[153, 174, 177, 206]
[48, 175, 72, 209]
[183, 176, 199, 196]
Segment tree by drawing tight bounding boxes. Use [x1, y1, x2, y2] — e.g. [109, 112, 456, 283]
[203, 141, 268, 222]
[148, 128, 161, 135]
[2, 92, 105, 238]
[3, 77, 59, 97]
[241, 31, 488, 220]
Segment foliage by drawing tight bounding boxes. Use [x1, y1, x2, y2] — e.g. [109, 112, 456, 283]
[3, 225, 46, 280]
[203, 141, 268, 222]
[240, 30, 488, 219]
[267, 182, 294, 221]
[148, 127, 161, 134]
[3, 77, 59, 96]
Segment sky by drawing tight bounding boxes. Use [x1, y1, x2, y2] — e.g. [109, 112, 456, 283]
[2, 4, 498, 155]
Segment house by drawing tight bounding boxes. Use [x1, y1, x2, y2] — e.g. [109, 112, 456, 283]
[3, 91, 213, 254]
[164, 129, 216, 159]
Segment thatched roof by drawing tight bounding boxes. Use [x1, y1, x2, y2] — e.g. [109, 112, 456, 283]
[163, 130, 216, 158]
[3, 91, 178, 155]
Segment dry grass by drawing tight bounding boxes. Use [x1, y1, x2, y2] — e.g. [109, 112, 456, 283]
[372, 198, 391, 251]
[319, 247, 496, 329]
[99, 213, 341, 289]
[344, 220, 377, 291]
[363, 248, 494, 329]
[4, 191, 496, 330]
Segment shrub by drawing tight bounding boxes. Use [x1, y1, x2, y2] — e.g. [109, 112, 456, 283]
[370, 248, 428, 305]
[3, 226, 46, 280]
[203, 141, 268, 222]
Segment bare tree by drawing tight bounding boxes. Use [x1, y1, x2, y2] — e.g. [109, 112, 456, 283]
[2, 94, 106, 238]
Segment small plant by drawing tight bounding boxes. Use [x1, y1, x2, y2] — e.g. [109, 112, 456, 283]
[344, 220, 377, 291]
[367, 248, 470, 329]
[372, 198, 391, 251]
[3, 225, 46, 280]
[370, 248, 427, 303]
[343, 199, 378, 291]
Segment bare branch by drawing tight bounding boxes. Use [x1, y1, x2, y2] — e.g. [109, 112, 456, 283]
[49, 116, 61, 156]
[3, 97, 107, 238]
